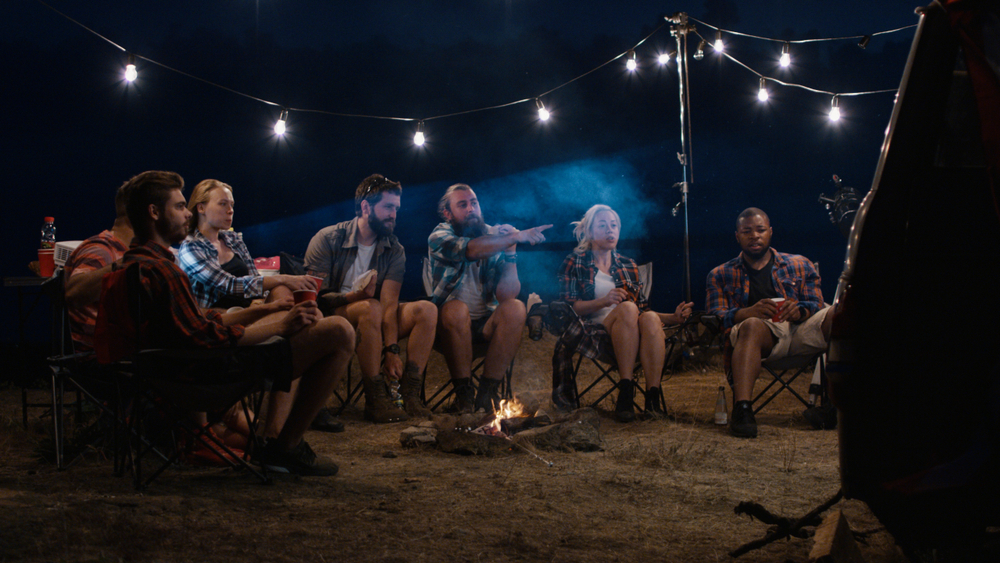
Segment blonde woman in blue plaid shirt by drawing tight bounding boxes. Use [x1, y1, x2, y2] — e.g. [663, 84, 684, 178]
[179, 179, 318, 312]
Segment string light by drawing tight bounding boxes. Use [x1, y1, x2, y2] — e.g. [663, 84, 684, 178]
[829, 96, 841, 121]
[535, 98, 550, 121]
[694, 40, 706, 60]
[757, 78, 769, 102]
[33, 1, 916, 144]
[714, 30, 725, 53]
[274, 109, 288, 135]
[413, 121, 425, 146]
[124, 53, 137, 82]
[779, 43, 790, 68]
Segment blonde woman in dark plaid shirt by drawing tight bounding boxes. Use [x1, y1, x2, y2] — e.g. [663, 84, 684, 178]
[556, 204, 692, 422]
[705, 208, 833, 438]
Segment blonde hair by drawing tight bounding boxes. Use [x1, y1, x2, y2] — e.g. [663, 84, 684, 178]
[571, 204, 620, 254]
[187, 179, 232, 234]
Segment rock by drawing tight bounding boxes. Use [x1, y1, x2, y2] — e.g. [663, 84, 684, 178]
[511, 410, 602, 452]
[436, 429, 513, 456]
[400, 426, 438, 448]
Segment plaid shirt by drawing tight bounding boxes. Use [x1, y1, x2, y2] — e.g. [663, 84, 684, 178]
[123, 239, 244, 350]
[705, 248, 823, 329]
[178, 230, 263, 309]
[558, 249, 650, 313]
[426, 222, 509, 307]
[64, 230, 128, 351]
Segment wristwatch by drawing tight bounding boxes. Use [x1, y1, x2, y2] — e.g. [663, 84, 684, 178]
[382, 343, 401, 356]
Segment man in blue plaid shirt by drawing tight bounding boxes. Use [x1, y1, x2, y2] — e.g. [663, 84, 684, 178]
[427, 183, 551, 413]
[706, 208, 833, 438]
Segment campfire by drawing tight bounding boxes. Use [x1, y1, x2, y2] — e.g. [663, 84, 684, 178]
[400, 400, 603, 456]
[472, 398, 525, 438]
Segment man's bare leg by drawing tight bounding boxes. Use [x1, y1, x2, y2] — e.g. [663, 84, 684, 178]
[436, 300, 475, 411]
[396, 301, 438, 416]
[480, 299, 526, 381]
[730, 318, 775, 403]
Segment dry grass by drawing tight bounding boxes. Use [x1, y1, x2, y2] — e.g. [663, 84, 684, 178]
[0, 331, 910, 563]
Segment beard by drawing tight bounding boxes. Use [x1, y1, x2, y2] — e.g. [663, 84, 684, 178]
[156, 214, 187, 246]
[743, 244, 771, 262]
[453, 215, 487, 238]
[369, 213, 395, 238]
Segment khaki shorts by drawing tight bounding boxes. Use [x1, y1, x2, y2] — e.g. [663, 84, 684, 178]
[730, 305, 831, 362]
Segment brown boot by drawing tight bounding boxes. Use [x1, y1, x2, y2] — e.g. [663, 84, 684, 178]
[363, 375, 408, 423]
[400, 365, 432, 418]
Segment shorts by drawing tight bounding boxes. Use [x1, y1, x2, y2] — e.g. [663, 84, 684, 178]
[730, 305, 831, 362]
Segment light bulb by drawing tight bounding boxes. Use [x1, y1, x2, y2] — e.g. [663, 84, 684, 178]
[694, 40, 706, 60]
[829, 96, 841, 121]
[274, 109, 288, 135]
[535, 98, 550, 121]
[414, 121, 425, 146]
[757, 78, 769, 102]
[714, 30, 724, 53]
[658, 52, 672, 65]
[124, 54, 137, 82]
[625, 49, 637, 71]
[779, 43, 790, 68]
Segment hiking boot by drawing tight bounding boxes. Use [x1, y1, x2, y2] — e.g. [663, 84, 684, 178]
[310, 407, 346, 433]
[643, 386, 670, 420]
[730, 400, 758, 438]
[253, 439, 338, 476]
[445, 378, 476, 414]
[362, 375, 408, 423]
[475, 378, 503, 413]
[400, 367, 432, 418]
[614, 379, 637, 422]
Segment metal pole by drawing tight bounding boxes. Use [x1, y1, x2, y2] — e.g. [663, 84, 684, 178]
[669, 13, 694, 302]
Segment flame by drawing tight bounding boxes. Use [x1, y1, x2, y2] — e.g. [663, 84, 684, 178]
[489, 398, 525, 433]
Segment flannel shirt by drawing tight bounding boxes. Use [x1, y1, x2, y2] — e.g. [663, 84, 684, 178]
[122, 239, 244, 350]
[178, 230, 263, 309]
[558, 250, 650, 313]
[63, 230, 128, 351]
[426, 222, 508, 308]
[705, 248, 823, 329]
[303, 217, 405, 313]
[551, 250, 648, 404]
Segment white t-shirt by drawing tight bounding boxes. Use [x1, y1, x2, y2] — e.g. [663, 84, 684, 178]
[339, 242, 376, 293]
[589, 270, 617, 324]
[447, 261, 489, 320]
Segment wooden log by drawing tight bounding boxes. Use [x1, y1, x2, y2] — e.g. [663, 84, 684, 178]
[808, 509, 866, 563]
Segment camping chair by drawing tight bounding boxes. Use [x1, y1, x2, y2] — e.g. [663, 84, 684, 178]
[705, 313, 831, 419]
[548, 263, 693, 412]
[43, 272, 126, 470]
[95, 263, 291, 490]
[420, 257, 514, 411]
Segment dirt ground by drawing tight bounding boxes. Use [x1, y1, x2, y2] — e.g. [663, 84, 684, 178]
[0, 331, 909, 563]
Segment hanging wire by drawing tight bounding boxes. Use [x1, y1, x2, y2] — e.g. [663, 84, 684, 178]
[30, 0, 909, 126]
[691, 29, 899, 97]
[688, 16, 917, 44]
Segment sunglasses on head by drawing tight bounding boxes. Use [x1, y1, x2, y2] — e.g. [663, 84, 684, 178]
[360, 176, 393, 200]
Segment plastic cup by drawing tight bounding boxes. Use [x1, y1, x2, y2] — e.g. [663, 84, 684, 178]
[38, 249, 55, 277]
[770, 297, 786, 322]
[293, 289, 317, 304]
[307, 275, 323, 290]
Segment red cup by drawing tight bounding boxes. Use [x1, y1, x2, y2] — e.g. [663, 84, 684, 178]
[38, 249, 55, 277]
[770, 297, 786, 322]
[307, 275, 323, 290]
[293, 289, 317, 304]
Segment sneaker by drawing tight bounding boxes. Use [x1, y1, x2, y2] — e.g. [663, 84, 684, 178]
[253, 439, 339, 476]
[730, 400, 758, 438]
[310, 408, 346, 433]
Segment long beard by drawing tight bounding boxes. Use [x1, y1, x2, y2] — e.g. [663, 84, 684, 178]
[454, 216, 487, 238]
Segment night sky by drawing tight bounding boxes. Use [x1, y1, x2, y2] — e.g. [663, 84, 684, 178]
[1, 0, 921, 344]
